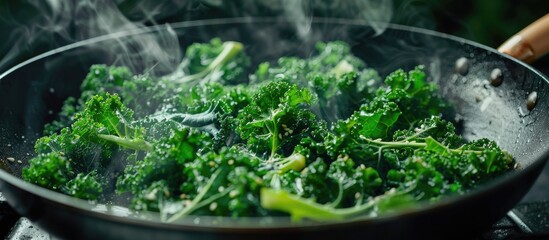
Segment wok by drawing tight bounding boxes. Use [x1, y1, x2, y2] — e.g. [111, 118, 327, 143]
[0, 17, 548, 240]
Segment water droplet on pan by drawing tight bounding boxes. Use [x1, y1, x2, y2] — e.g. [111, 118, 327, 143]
[455, 57, 469, 76]
[490, 68, 503, 86]
[527, 91, 538, 111]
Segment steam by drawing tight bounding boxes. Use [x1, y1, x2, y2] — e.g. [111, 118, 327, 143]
[280, 0, 394, 40]
[282, 0, 313, 39]
[0, 0, 399, 74]
[355, 0, 393, 36]
[0, 0, 188, 75]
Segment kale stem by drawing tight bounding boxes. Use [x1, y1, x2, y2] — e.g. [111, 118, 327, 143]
[377, 146, 384, 169]
[270, 123, 279, 160]
[261, 185, 418, 221]
[188, 186, 233, 214]
[269, 109, 284, 161]
[175, 41, 243, 83]
[260, 188, 386, 221]
[204, 41, 243, 73]
[97, 134, 153, 152]
[166, 169, 223, 222]
[276, 153, 306, 174]
[328, 182, 344, 208]
[450, 149, 484, 155]
[402, 126, 436, 142]
[361, 136, 427, 148]
[362, 136, 484, 155]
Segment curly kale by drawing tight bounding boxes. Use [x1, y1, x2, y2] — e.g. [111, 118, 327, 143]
[22, 152, 73, 191]
[252, 41, 381, 121]
[24, 93, 149, 200]
[376, 66, 449, 129]
[261, 135, 514, 221]
[64, 171, 103, 200]
[24, 39, 516, 222]
[236, 81, 315, 158]
[116, 126, 211, 209]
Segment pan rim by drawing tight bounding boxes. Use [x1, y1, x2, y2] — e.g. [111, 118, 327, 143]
[0, 16, 548, 231]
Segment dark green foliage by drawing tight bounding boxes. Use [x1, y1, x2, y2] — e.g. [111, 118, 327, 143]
[376, 66, 449, 129]
[236, 81, 315, 158]
[22, 152, 73, 191]
[25, 93, 149, 200]
[347, 100, 402, 140]
[24, 39, 515, 222]
[252, 41, 381, 121]
[271, 159, 333, 203]
[326, 159, 383, 206]
[138, 82, 251, 149]
[22, 152, 103, 201]
[72, 93, 150, 153]
[170, 82, 251, 119]
[130, 180, 171, 212]
[393, 116, 462, 148]
[423, 138, 514, 187]
[293, 120, 332, 162]
[80, 65, 132, 101]
[64, 172, 103, 200]
[253, 41, 372, 85]
[268, 156, 383, 210]
[119, 74, 176, 118]
[116, 127, 211, 201]
[82, 65, 180, 119]
[261, 134, 514, 220]
[177, 147, 267, 218]
[45, 65, 177, 134]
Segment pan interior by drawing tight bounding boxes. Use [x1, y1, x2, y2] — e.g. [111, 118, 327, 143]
[0, 17, 548, 227]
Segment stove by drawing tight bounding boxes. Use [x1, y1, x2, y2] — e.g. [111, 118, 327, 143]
[0, 163, 548, 240]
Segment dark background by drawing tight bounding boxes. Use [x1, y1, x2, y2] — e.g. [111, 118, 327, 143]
[0, 0, 547, 201]
[0, 0, 548, 72]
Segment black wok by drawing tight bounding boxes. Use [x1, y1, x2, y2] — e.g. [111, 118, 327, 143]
[0, 18, 548, 240]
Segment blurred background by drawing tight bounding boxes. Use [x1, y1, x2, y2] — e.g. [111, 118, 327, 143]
[0, 0, 547, 73]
